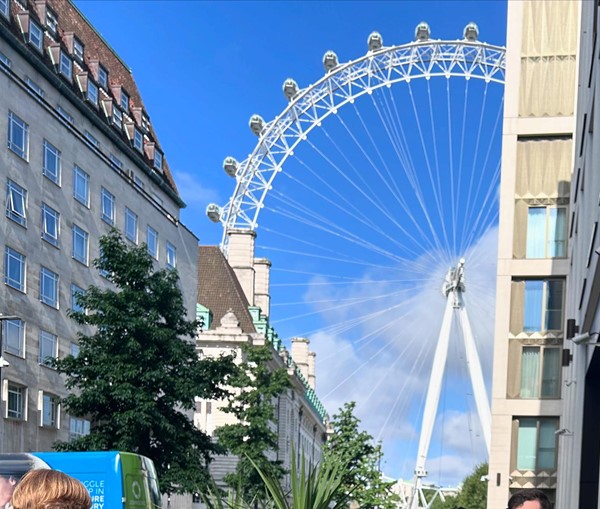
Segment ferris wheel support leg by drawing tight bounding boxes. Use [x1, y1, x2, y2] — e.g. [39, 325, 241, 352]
[457, 299, 491, 455]
[409, 295, 455, 509]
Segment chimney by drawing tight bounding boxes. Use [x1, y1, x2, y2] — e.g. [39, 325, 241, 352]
[227, 229, 256, 306]
[308, 351, 316, 389]
[291, 337, 310, 381]
[254, 257, 271, 318]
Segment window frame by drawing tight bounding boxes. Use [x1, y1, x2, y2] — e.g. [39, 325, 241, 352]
[522, 279, 564, 333]
[42, 140, 61, 185]
[147, 226, 158, 260]
[87, 81, 99, 106]
[526, 205, 568, 259]
[72, 166, 90, 207]
[72, 37, 84, 62]
[101, 187, 115, 226]
[72, 224, 89, 265]
[125, 208, 138, 244]
[41, 203, 60, 246]
[514, 416, 559, 472]
[97, 65, 108, 88]
[120, 90, 129, 112]
[6, 179, 27, 226]
[59, 51, 72, 81]
[40, 266, 59, 308]
[70, 284, 85, 314]
[84, 130, 100, 149]
[7, 382, 26, 420]
[8, 111, 29, 160]
[166, 242, 176, 269]
[4, 247, 25, 292]
[3, 319, 25, 357]
[39, 330, 57, 367]
[41, 391, 59, 427]
[69, 416, 90, 440]
[28, 19, 43, 52]
[0, 0, 8, 19]
[519, 345, 561, 399]
[112, 107, 123, 129]
[45, 8, 58, 34]
[133, 128, 143, 152]
[154, 150, 163, 171]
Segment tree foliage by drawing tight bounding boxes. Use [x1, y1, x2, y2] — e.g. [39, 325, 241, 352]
[430, 463, 488, 509]
[215, 343, 291, 501]
[322, 402, 398, 509]
[53, 230, 236, 494]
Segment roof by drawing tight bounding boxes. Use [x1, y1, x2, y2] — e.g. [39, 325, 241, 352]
[0, 0, 180, 200]
[197, 246, 257, 334]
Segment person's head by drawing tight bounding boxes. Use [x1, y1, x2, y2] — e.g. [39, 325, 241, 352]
[11, 470, 91, 509]
[507, 489, 551, 509]
[0, 474, 17, 507]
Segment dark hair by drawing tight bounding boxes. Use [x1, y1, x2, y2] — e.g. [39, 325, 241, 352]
[508, 489, 550, 509]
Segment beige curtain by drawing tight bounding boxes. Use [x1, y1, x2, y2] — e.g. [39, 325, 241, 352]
[507, 340, 522, 399]
[513, 200, 529, 259]
[515, 138, 572, 198]
[510, 280, 525, 335]
[519, 56, 576, 117]
[521, 1, 579, 57]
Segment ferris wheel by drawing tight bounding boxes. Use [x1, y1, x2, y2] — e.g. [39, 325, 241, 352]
[207, 22, 505, 508]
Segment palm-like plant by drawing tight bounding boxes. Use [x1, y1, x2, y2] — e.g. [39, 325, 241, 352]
[251, 450, 353, 509]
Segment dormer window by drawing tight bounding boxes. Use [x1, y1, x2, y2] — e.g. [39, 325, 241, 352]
[133, 128, 143, 152]
[98, 65, 108, 88]
[112, 107, 122, 129]
[29, 19, 43, 52]
[46, 8, 58, 34]
[120, 90, 129, 112]
[0, 0, 8, 19]
[59, 52, 72, 80]
[87, 81, 98, 106]
[73, 37, 84, 63]
[154, 150, 163, 171]
[141, 115, 149, 132]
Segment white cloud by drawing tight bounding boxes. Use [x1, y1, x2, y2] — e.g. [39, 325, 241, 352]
[310, 226, 498, 485]
[173, 170, 222, 210]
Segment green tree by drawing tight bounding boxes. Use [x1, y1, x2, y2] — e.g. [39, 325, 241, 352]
[430, 463, 488, 509]
[215, 342, 291, 501]
[53, 230, 236, 495]
[322, 402, 398, 509]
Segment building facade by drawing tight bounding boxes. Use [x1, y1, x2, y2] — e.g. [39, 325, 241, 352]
[196, 244, 328, 493]
[487, 1, 580, 508]
[557, 1, 600, 507]
[0, 0, 198, 452]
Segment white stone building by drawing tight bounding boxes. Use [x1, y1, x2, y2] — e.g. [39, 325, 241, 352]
[0, 0, 198, 452]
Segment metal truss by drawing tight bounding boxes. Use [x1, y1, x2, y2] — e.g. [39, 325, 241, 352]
[208, 38, 506, 253]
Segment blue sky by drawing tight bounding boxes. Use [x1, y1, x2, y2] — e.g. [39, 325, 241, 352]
[76, 0, 507, 487]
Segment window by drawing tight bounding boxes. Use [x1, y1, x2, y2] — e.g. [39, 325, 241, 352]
[151, 192, 163, 206]
[70, 342, 79, 357]
[166, 242, 176, 269]
[87, 81, 98, 106]
[0, 51, 10, 68]
[69, 417, 90, 440]
[8, 111, 29, 159]
[73, 37, 84, 62]
[133, 128, 143, 151]
[97, 65, 108, 88]
[59, 52, 72, 80]
[39, 331, 57, 366]
[120, 90, 129, 112]
[41, 203, 59, 246]
[4, 247, 25, 292]
[26, 78, 44, 98]
[154, 151, 163, 171]
[0, 0, 8, 19]
[112, 107, 122, 129]
[147, 226, 158, 259]
[520, 346, 561, 398]
[7, 383, 25, 420]
[6, 179, 27, 226]
[40, 267, 59, 308]
[125, 208, 138, 243]
[42, 140, 61, 184]
[523, 279, 564, 332]
[56, 106, 73, 125]
[526, 207, 567, 258]
[41, 391, 59, 427]
[84, 130, 99, 149]
[101, 188, 115, 225]
[28, 19, 43, 51]
[73, 166, 90, 206]
[109, 154, 122, 170]
[133, 175, 144, 189]
[515, 417, 558, 471]
[72, 225, 89, 265]
[3, 319, 24, 357]
[70, 284, 85, 313]
[46, 8, 58, 33]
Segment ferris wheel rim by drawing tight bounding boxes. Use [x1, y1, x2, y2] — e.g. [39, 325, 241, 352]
[212, 38, 506, 253]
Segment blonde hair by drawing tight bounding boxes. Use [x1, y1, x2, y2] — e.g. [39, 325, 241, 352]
[11, 469, 92, 509]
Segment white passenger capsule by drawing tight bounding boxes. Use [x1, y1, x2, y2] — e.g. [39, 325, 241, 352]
[249, 114, 265, 136]
[368, 31, 383, 51]
[206, 203, 221, 223]
[415, 22, 430, 41]
[283, 78, 299, 100]
[223, 157, 239, 177]
[463, 22, 479, 41]
[323, 50, 339, 72]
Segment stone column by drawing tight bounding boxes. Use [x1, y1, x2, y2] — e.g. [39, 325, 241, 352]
[226, 229, 256, 306]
